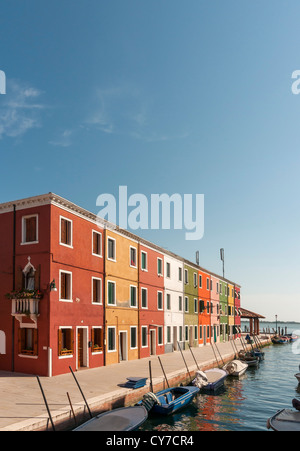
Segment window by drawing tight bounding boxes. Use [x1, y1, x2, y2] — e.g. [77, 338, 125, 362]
[166, 262, 171, 278]
[210, 279, 213, 291]
[185, 326, 189, 341]
[130, 286, 137, 308]
[92, 328, 103, 353]
[166, 293, 171, 310]
[60, 271, 72, 301]
[141, 251, 147, 271]
[107, 237, 116, 261]
[130, 327, 137, 349]
[157, 258, 163, 276]
[200, 300, 205, 313]
[179, 296, 183, 311]
[107, 281, 116, 305]
[157, 291, 163, 310]
[92, 231, 102, 256]
[22, 215, 38, 244]
[179, 326, 183, 342]
[18, 328, 38, 356]
[199, 274, 202, 288]
[130, 247, 137, 267]
[194, 326, 198, 340]
[107, 327, 116, 352]
[216, 282, 219, 293]
[92, 278, 102, 304]
[141, 326, 148, 347]
[141, 288, 148, 309]
[207, 301, 210, 314]
[184, 269, 188, 284]
[193, 273, 197, 287]
[206, 278, 210, 290]
[200, 326, 203, 340]
[167, 326, 171, 343]
[158, 327, 163, 346]
[194, 298, 198, 313]
[60, 217, 72, 247]
[185, 297, 189, 313]
[178, 267, 182, 281]
[58, 328, 73, 356]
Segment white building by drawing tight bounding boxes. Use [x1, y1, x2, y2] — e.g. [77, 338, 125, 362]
[163, 252, 184, 353]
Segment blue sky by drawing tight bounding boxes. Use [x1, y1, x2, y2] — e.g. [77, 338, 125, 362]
[0, 0, 300, 321]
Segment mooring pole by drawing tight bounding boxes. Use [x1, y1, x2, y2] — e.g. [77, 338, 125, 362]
[36, 376, 56, 431]
[188, 344, 200, 371]
[177, 341, 192, 380]
[149, 360, 153, 392]
[158, 356, 170, 388]
[69, 366, 93, 419]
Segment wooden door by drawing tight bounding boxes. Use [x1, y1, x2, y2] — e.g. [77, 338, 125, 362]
[78, 329, 83, 368]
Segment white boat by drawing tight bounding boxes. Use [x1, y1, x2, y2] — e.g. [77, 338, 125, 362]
[73, 406, 148, 431]
[223, 360, 248, 377]
[267, 409, 300, 431]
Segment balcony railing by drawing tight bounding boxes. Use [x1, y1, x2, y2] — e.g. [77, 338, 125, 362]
[6, 290, 43, 324]
[12, 298, 40, 317]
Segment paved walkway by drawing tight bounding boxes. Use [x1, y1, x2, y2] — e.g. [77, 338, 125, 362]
[0, 337, 270, 431]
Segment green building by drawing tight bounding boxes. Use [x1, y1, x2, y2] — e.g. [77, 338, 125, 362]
[219, 280, 228, 342]
[183, 262, 199, 349]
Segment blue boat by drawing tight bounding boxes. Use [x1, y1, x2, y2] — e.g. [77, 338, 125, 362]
[201, 369, 228, 393]
[139, 386, 200, 416]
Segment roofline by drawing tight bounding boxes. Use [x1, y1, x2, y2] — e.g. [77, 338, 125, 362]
[0, 192, 241, 287]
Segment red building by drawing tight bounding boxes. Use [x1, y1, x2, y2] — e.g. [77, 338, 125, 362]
[198, 269, 211, 346]
[138, 243, 165, 358]
[0, 194, 105, 376]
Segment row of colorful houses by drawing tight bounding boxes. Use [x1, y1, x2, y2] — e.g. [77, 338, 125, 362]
[0, 193, 241, 377]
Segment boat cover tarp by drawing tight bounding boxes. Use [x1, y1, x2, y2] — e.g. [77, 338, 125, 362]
[223, 360, 247, 375]
[74, 406, 147, 431]
[192, 371, 209, 389]
[276, 410, 300, 423]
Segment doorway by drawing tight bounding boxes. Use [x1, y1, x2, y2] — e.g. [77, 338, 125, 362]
[150, 329, 156, 356]
[77, 328, 88, 369]
[119, 331, 128, 362]
[173, 326, 177, 351]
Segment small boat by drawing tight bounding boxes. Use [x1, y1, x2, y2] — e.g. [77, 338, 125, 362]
[251, 349, 265, 361]
[295, 373, 300, 384]
[139, 386, 199, 416]
[238, 350, 260, 367]
[271, 336, 289, 344]
[197, 368, 228, 392]
[240, 358, 259, 368]
[73, 406, 148, 431]
[223, 360, 248, 377]
[267, 409, 300, 431]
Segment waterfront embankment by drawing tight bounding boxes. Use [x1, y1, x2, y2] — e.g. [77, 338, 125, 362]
[0, 336, 271, 431]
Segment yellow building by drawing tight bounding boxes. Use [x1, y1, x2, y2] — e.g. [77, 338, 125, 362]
[227, 282, 235, 336]
[105, 228, 139, 365]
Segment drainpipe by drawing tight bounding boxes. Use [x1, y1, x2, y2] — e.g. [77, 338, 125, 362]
[12, 204, 16, 372]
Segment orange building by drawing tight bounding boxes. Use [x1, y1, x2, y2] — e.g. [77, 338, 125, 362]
[105, 228, 139, 365]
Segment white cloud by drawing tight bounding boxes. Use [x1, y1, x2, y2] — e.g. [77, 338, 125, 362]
[0, 79, 45, 139]
[49, 129, 73, 148]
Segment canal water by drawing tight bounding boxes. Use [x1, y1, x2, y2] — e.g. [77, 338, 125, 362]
[139, 323, 300, 432]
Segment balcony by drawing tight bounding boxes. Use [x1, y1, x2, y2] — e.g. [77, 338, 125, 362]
[6, 290, 43, 325]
